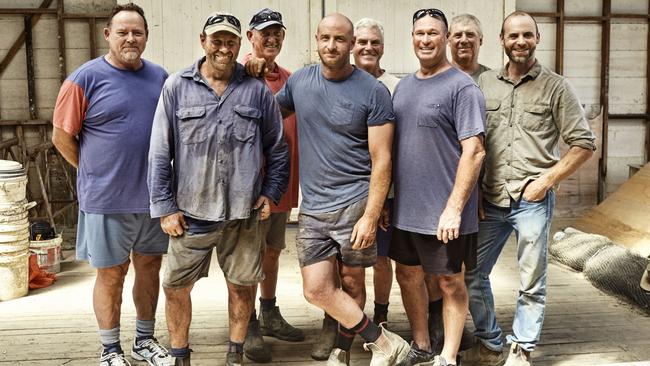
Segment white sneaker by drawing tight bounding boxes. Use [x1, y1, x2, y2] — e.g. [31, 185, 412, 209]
[131, 337, 173, 366]
[100, 351, 132, 366]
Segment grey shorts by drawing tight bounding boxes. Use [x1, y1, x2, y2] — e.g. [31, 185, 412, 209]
[163, 211, 263, 288]
[260, 212, 288, 250]
[296, 198, 376, 268]
[76, 211, 168, 268]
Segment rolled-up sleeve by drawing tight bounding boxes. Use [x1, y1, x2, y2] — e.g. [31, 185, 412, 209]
[553, 79, 596, 151]
[148, 79, 179, 218]
[260, 89, 289, 203]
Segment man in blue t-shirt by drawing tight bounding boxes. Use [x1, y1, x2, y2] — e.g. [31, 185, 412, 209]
[276, 13, 410, 366]
[390, 8, 485, 366]
[52, 4, 171, 366]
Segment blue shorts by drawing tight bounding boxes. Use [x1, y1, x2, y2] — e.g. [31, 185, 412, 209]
[76, 211, 169, 268]
[376, 198, 393, 257]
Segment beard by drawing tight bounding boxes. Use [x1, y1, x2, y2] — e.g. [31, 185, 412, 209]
[506, 47, 535, 64]
[319, 50, 347, 70]
[120, 49, 141, 63]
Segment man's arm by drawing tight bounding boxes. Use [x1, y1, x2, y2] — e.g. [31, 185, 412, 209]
[259, 89, 290, 205]
[51, 127, 79, 168]
[280, 106, 295, 119]
[522, 146, 593, 202]
[350, 122, 393, 249]
[437, 135, 485, 243]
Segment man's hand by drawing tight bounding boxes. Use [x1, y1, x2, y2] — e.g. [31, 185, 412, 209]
[350, 214, 378, 250]
[437, 206, 461, 244]
[244, 57, 268, 78]
[522, 177, 551, 202]
[253, 195, 271, 220]
[379, 204, 390, 231]
[161, 212, 187, 237]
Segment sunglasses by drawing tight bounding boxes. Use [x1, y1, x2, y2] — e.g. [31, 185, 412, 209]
[204, 14, 241, 30]
[412, 8, 448, 28]
[251, 11, 282, 25]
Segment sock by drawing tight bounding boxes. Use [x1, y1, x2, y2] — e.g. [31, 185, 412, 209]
[250, 309, 257, 322]
[336, 325, 355, 351]
[374, 301, 389, 315]
[135, 319, 155, 341]
[324, 312, 335, 321]
[170, 346, 190, 358]
[228, 340, 244, 354]
[99, 326, 121, 353]
[351, 314, 382, 343]
[429, 299, 443, 315]
[259, 297, 276, 311]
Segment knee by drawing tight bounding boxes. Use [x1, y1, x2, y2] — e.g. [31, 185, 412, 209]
[373, 257, 392, 272]
[263, 246, 281, 261]
[438, 275, 465, 296]
[132, 254, 163, 274]
[395, 264, 419, 285]
[97, 263, 129, 286]
[303, 285, 331, 307]
[164, 285, 192, 301]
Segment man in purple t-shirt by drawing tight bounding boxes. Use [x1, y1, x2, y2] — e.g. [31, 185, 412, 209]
[390, 8, 485, 366]
[52, 4, 170, 366]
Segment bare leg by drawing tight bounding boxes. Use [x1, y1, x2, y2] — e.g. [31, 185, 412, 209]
[339, 263, 366, 310]
[259, 247, 281, 299]
[437, 272, 468, 363]
[131, 253, 163, 321]
[94, 261, 130, 329]
[227, 281, 256, 343]
[395, 263, 431, 351]
[373, 256, 393, 305]
[164, 285, 193, 348]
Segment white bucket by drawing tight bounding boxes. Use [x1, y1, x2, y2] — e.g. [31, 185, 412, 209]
[0, 226, 29, 243]
[29, 236, 62, 274]
[0, 249, 29, 301]
[0, 175, 27, 203]
[0, 238, 29, 254]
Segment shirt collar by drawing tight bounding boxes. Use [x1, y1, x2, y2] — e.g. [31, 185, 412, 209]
[181, 57, 245, 83]
[497, 59, 542, 83]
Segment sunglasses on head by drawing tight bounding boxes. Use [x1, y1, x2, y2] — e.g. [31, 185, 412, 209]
[204, 14, 241, 30]
[412, 8, 448, 28]
[251, 11, 282, 25]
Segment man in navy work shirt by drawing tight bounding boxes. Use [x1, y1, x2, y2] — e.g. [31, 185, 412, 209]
[147, 11, 288, 366]
[390, 8, 485, 366]
[52, 4, 171, 366]
[276, 13, 409, 366]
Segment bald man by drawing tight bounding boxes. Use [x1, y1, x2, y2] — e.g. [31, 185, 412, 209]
[276, 13, 409, 366]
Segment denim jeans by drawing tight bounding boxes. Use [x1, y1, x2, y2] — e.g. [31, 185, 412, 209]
[465, 190, 555, 352]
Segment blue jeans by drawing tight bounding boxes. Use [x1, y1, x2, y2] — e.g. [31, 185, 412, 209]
[465, 191, 555, 352]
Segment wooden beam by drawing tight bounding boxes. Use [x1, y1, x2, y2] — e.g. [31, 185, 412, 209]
[24, 15, 38, 120]
[56, 0, 66, 83]
[556, 0, 565, 74]
[598, 0, 612, 203]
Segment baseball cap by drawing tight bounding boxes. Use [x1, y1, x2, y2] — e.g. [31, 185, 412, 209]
[203, 11, 241, 37]
[249, 8, 285, 30]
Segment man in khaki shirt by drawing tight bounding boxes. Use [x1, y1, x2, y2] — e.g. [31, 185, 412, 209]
[463, 11, 595, 366]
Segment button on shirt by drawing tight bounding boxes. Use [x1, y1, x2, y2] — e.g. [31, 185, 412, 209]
[148, 59, 289, 222]
[478, 61, 596, 207]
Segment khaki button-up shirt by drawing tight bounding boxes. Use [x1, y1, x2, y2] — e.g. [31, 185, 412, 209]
[478, 61, 596, 207]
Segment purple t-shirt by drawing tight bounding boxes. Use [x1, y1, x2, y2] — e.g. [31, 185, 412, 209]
[392, 67, 485, 235]
[53, 57, 168, 213]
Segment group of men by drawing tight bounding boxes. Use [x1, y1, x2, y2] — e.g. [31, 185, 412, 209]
[52, 3, 595, 366]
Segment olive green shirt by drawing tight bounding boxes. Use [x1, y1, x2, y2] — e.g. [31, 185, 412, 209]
[478, 60, 596, 207]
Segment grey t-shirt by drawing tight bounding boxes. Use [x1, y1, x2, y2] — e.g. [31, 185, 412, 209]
[392, 67, 485, 235]
[276, 64, 395, 213]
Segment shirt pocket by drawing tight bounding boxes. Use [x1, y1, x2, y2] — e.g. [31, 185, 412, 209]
[521, 103, 553, 131]
[176, 106, 207, 144]
[417, 103, 441, 128]
[329, 101, 358, 126]
[233, 104, 261, 143]
[484, 99, 501, 131]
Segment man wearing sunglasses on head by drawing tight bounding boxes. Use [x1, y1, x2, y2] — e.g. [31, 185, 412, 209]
[390, 8, 485, 366]
[238, 8, 304, 364]
[275, 12, 410, 366]
[148, 11, 289, 366]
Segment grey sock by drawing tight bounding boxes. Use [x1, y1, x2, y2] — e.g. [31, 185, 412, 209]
[99, 326, 121, 347]
[136, 319, 155, 340]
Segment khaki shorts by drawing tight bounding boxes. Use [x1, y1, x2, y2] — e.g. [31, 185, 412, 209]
[163, 211, 263, 288]
[260, 212, 288, 250]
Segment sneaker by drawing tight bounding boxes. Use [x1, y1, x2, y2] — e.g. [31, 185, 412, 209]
[259, 306, 305, 342]
[432, 355, 449, 366]
[171, 356, 191, 366]
[503, 343, 531, 366]
[244, 319, 272, 363]
[100, 351, 132, 366]
[461, 342, 505, 366]
[327, 348, 350, 366]
[363, 325, 411, 366]
[131, 338, 172, 366]
[311, 316, 338, 361]
[396, 341, 435, 366]
[225, 352, 243, 366]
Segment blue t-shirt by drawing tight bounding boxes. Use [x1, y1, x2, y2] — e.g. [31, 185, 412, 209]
[392, 67, 485, 235]
[276, 64, 394, 213]
[53, 57, 168, 213]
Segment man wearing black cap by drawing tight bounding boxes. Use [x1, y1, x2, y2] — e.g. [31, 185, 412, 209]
[148, 11, 288, 366]
[240, 8, 304, 364]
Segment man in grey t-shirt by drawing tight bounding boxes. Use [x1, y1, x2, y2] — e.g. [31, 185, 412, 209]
[390, 8, 485, 366]
[276, 13, 410, 366]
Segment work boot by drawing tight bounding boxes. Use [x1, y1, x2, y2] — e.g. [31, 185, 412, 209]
[225, 352, 243, 366]
[259, 306, 305, 341]
[311, 316, 338, 360]
[243, 319, 271, 363]
[461, 342, 505, 366]
[503, 343, 531, 366]
[327, 348, 350, 366]
[171, 355, 191, 366]
[363, 325, 410, 366]
[396, 341, 435, 366]
[428, 309, 445, 353]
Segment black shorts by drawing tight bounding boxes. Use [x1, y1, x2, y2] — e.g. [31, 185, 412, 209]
[388, 227, 477, 275]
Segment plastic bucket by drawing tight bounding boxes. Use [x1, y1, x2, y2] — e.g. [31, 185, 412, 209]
[29, 236, 62, 274]
[0, 226, 29, 243]
[0, 175, 27, 203]
[0, 238, 29, 254]
[0, 249, 29, 301]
